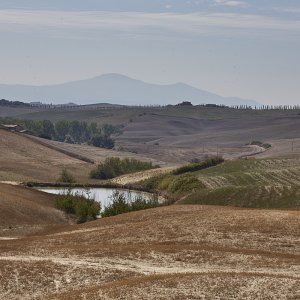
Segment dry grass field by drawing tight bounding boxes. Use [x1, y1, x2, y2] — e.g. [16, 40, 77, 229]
[0, 129, 164, 183]
[8, 105, 300, 162]
[117, 109, 300, 162]
[0, 183, 71, 237]
[0, 205, 299, 299]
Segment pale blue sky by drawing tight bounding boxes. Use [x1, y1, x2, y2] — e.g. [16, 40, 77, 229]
[0, 0, 299, 105]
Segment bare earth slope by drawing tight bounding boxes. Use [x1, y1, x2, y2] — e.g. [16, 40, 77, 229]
[0, 205, 299, 299]
[5, 106, 300, 162]
[117, 109, 300, 162]
[0, 129, 93, 182]
[0, 130, 165, 183]
[0, 183, 70, 237]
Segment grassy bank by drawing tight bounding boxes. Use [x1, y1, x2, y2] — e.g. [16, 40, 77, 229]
[137, 157, 300, 209]
[180, 185, 300, 208]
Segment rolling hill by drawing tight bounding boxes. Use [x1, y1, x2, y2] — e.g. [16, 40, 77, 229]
[0, 205, 299, 299]
[0, 73, 261, 107]
[0, 183, 71, 237]
[0, 129, 165, 183]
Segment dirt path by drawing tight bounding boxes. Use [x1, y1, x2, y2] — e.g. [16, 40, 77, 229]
[1, 255, 298, 279]
[111, 166, 177, 185]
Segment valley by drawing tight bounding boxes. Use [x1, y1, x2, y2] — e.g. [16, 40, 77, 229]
[0, 104, 299, 299]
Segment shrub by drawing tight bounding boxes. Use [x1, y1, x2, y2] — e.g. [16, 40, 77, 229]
[101, 191, 159, 218]
[173, 157, 224, 175]
[90, 157, 159, 180]
[55, 190, 100, 223]
[57, 169, 76, 183]
[90, 134, 114, 149]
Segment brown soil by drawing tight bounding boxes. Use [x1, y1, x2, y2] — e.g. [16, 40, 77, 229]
[0, 129, 165, 183]
[0, 183, 71, 237]
[0, 204, 299, 299]
[116, 110, 300, 162]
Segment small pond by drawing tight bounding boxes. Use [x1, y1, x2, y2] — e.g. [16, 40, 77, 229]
[38, 187, 156, 210]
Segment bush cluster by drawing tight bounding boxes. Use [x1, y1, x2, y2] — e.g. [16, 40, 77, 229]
[101, 191, 159, 218]
[173, 157, 224, 175]
[90, 157, 159, 180]
[55, 190, 100, 223]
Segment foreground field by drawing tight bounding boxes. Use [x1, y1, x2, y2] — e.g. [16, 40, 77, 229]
[0, 205, 299, 299]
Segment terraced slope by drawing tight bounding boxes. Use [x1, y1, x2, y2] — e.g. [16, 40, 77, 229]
[0, 205, 299, 299]
[197, 158, 300, 188]
[181, 158, 300, 208]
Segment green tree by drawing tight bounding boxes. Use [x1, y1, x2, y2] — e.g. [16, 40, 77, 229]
[55, 120, 70, 141]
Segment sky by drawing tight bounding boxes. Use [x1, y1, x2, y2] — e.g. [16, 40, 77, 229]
[0, 0, 299, 105]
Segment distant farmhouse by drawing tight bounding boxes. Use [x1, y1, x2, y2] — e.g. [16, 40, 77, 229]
[176, 101, 193, 106]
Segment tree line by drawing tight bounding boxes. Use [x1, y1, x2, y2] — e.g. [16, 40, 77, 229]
[0, 117, 122, 149]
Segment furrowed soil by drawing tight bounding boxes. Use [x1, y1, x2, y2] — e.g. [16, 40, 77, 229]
[0, 205, 299, 299]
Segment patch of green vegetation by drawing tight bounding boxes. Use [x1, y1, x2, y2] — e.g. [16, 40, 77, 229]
[55, 190, 101, 223]
[138, 158, 300, 209]
[101, 191, 159, 218]
[138, 173, 205, 203]
[180, 185, 300, 208]
[173, 157, 224, 175]
[90, 157, 159, 180]
[195, 158, 300, 187]
[57, 169, 76, 184]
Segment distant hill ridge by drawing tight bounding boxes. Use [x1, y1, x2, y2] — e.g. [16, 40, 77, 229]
[0, 73, 261, 107]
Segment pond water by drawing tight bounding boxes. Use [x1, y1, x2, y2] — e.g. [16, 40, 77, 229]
[38, 187, 155, 210]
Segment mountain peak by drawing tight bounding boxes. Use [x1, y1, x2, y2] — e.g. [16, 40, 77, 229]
[0, 74, 261, 107]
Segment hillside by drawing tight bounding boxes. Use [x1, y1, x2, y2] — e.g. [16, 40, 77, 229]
[0, 129, 92, 183]
[0, 183, 71, 237]
[0, 73, 260, 106]
[0, 205, 299, 299]
[0, 129, 163, 183]
[4, 105, 300, 163]
[179, 157, 300, 208]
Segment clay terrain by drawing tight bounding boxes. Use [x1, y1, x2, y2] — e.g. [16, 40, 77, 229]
[1, 205, 299, 299]
[0, 129, 164, 183]
[0, 183, 71, 238]
[7, 105, 300, 162]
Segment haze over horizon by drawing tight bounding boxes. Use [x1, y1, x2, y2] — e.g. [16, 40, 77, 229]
[0, 0, 299, 105]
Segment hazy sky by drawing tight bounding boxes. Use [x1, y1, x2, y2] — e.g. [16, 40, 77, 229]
[0, 0, 299, 105]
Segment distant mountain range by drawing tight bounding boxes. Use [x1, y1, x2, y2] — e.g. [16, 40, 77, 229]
[0, 73, 261, 107]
